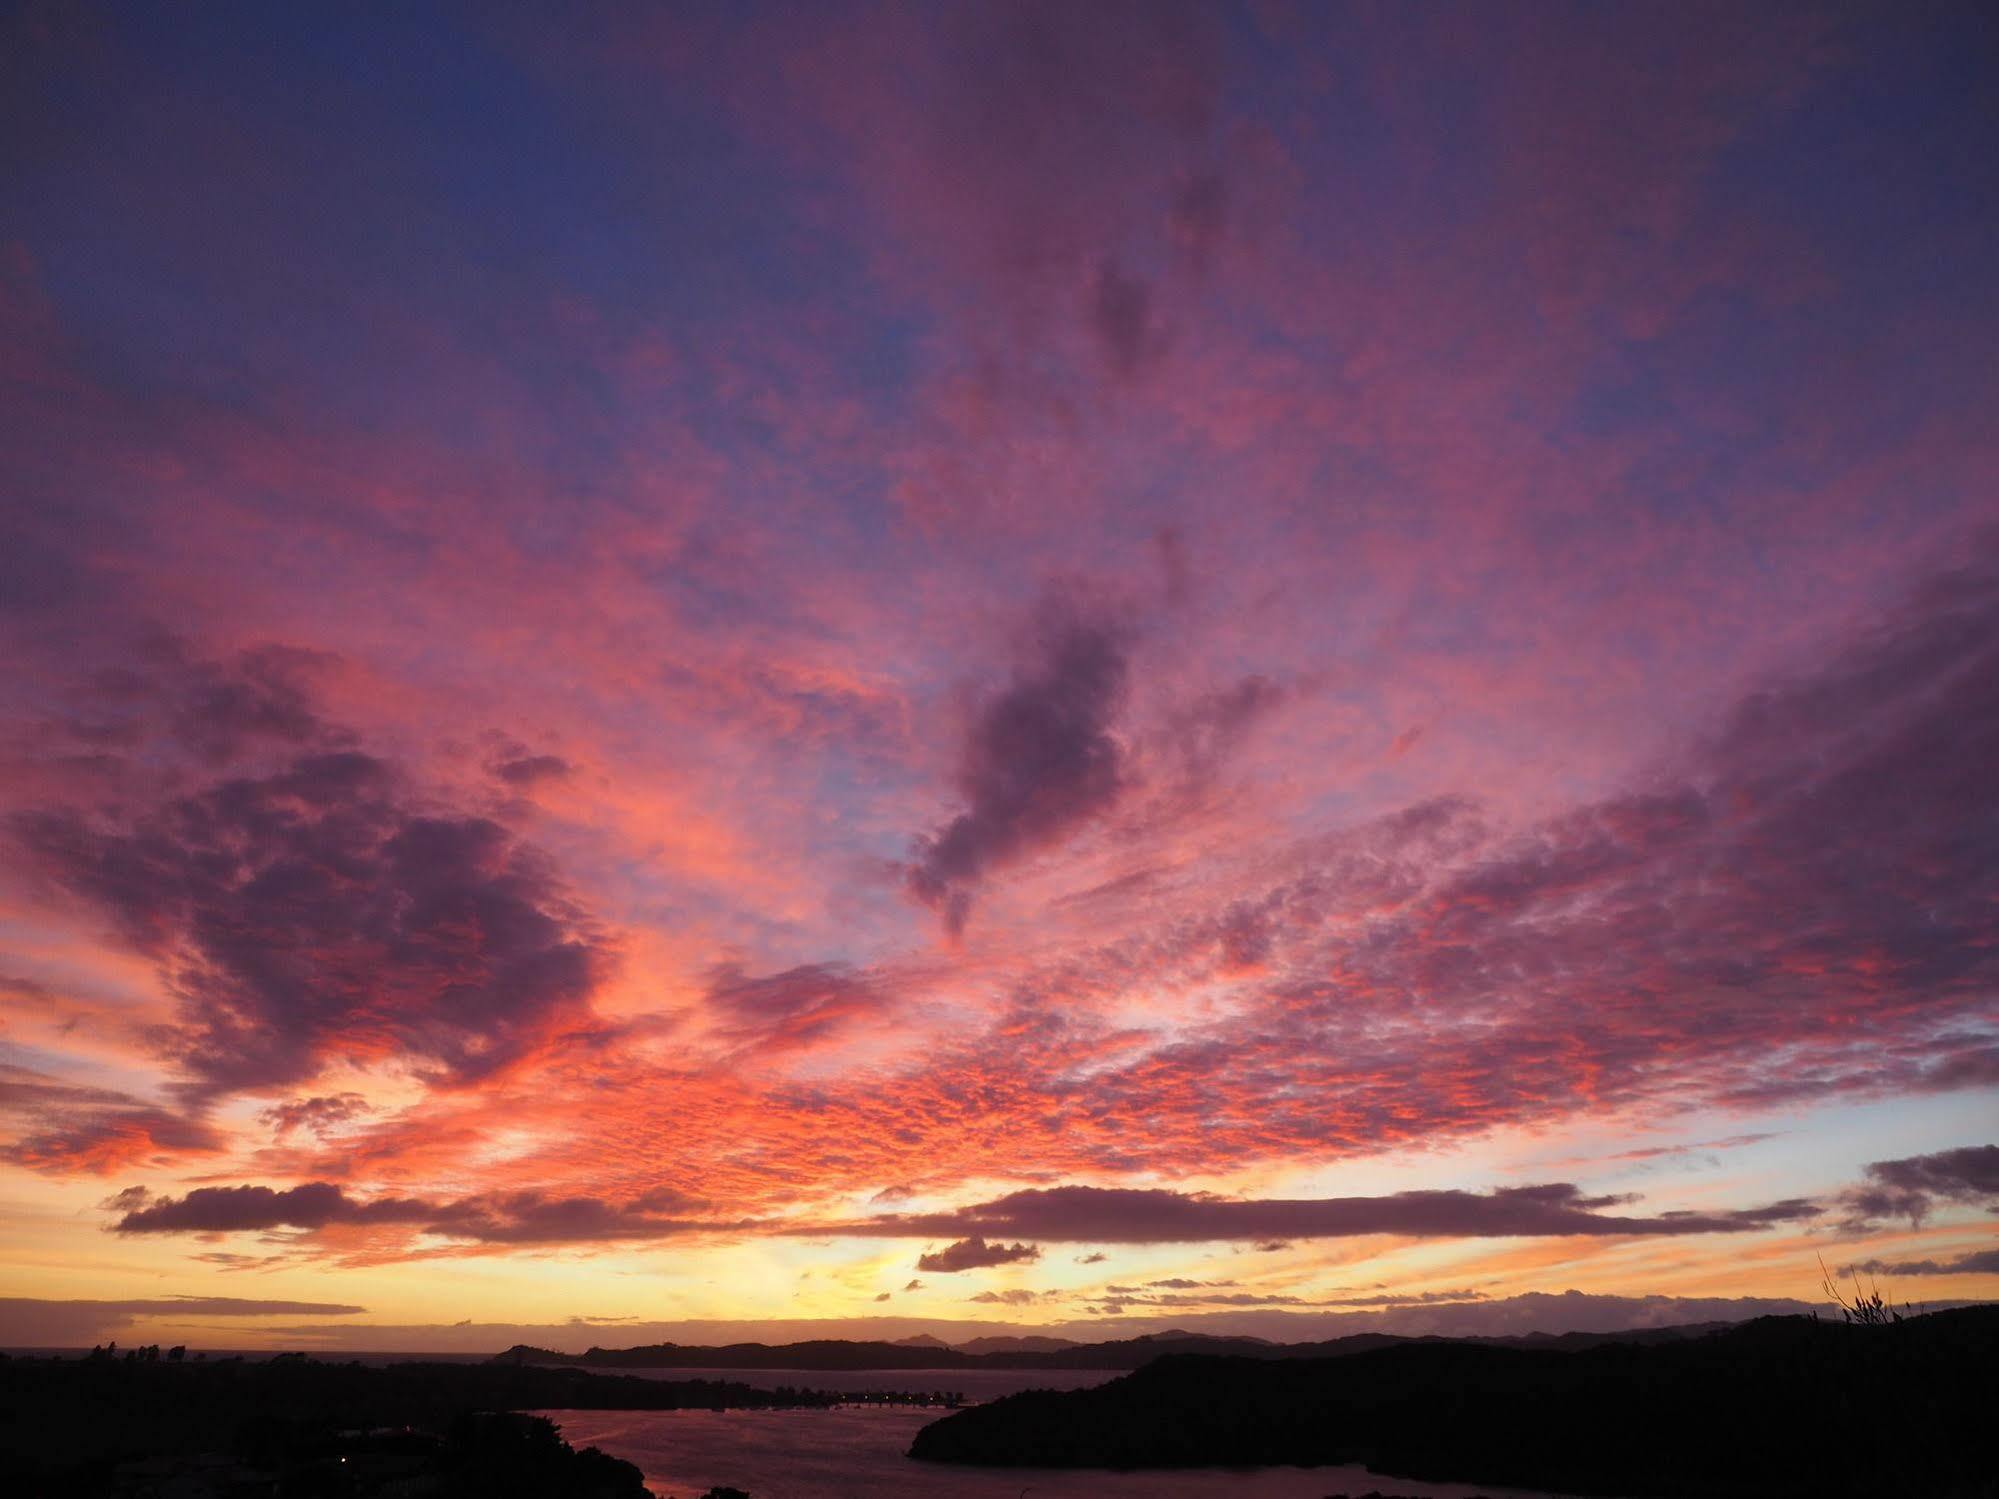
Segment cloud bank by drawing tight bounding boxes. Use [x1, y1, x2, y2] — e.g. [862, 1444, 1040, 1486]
[840, 1182, 1822, 1245]
[1838, 1147, 1999, 1228]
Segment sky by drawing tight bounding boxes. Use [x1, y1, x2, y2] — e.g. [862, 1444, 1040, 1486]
[2, 0, 1996, 1354]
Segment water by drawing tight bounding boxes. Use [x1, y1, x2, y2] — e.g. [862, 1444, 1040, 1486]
[543, 1406, 1568, 1499]
[609, 1366, 1119, 1399]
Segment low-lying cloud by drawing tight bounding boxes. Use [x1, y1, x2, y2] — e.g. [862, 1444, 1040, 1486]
[1837, 1146, 1999, 1228]
[916, 1235, 1043, 1272]
[109, 1182, 735, 1245]
[840, 1182, 1821, 1245]
[1848, 1248, 1999, 1277]
[0, 1295, 366, 1348]
[111, 1176, 1832, 1255]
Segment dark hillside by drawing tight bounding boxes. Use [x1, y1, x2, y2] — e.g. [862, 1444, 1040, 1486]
[0, 1353, 834, 1495]
[909, 1307, 1999, 1498]
[495, 1321, 1729, 1372]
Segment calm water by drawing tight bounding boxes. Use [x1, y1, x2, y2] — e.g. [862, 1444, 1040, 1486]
[614, 1365, 1120, 1398]
[544, 1406, 1568, 1499]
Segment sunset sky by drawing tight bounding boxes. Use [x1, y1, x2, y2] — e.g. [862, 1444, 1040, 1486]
[3, 1, 1996, 1354]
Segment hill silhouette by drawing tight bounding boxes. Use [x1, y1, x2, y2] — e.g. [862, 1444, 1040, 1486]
[908, 1307, 1999, 1497]
[0, 1351, 837, 1495]
[493, 1321, 1727, 1372]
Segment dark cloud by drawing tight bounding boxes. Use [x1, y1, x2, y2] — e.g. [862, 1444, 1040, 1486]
[1080, 1287, 1488, 1312]
[1153, 526, 1192, 606]
[908, 601, 1129, 935]
[630, 1186, 707, 1215]
[110, 1181, 733, 1245]
[916, 1235, 1044, 1272]
[0, 522, 84, 619]
[3, 1108, 222, 1174]
[1090, 257, 1161, 378]
[1323, 1290, 1489, 1308]
[969, 1288, 1052, 1306]
[845, 1182, 1820, 1245]
[168, 646, 334, 764]
[1848, 1247, 1999, 1276]
[1097, 546, 1999, 1158]
[423, 1192, 721, 1246]
[1215, 898, 1275, 974]
[493, 753, 572, 787]
[1167, 673, 1285, 785]
[8, 1295, 364, 1317]
[188, 1251, 290, 1270]
[114, 1182, 400, 1234]
[874, 1291, 891, 1302]
[1838, 1146, 1999, 1228]
[0, 1296, 365, 1348]
[11, 747, 606, 1102]
[903, 1279, 924, 1291]
[905, 0, 1224, 346]
[259, 1093, 370, 1138]
[1169, 168, 1227, 270]
[38, 642, 343, 770]
[1, 1065, 137, 1114]
[0, 1064, 222, 1175]
[1188, 793, 1487, 983]
[1583, 1133, 1783, 1168]
[704, 962, 880, 1053]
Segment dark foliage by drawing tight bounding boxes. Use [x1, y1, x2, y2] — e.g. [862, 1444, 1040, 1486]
[1818, 1254, 1921, 1326]
[0, 1354, 832, 1495]
[908, 1308, 1999, 1498]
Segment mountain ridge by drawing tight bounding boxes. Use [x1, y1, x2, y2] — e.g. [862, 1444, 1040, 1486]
[490, 1319, 1737, 1371]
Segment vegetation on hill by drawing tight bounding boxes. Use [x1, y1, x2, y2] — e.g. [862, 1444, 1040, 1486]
[907, 1307, 1999, 1498]
[0, 1352, 833, 1495]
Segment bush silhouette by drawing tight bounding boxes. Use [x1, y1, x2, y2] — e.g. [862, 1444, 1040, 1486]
[1817, 1252, 1921, 1326]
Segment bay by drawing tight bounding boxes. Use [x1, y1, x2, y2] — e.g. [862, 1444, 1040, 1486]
[543, 1405, 1569, 1499]
[606, 1364, 1120, 1399]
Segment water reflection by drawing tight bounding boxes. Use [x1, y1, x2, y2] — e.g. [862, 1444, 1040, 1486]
[546, 1406, 1565, 1499]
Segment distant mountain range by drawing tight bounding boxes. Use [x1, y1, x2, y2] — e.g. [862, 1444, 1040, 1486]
[940, 1334, 1086, 1355]
[492, 1321, 1731, 1371]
